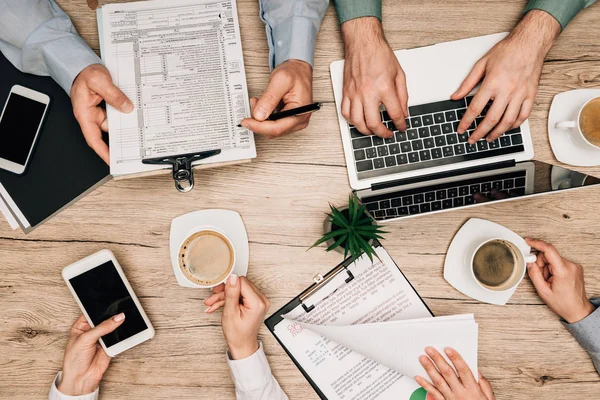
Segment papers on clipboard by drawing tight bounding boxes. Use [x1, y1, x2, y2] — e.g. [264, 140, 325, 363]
[266, 245, 479, 400]
[96, 0, 256, 179]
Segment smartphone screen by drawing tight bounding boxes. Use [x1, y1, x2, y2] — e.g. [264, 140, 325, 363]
[0, 93, 47, 166]
[69, 261, 148, 347]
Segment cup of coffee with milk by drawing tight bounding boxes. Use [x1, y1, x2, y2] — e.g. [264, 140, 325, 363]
[555, 97, 600, 150]
[177, 229, 236, 288]
[469, 239, 537, 292]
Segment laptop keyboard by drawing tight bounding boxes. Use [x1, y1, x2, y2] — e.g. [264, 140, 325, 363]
[351, 96, 525, 179]
[361, 170, 527, 220]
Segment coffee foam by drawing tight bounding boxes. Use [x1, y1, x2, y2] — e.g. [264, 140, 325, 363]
[580, 98, 600, 146]
[179, 231, 234, 285]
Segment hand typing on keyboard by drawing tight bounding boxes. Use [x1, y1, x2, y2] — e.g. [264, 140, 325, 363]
[453, 10, 561, 145]
[240, 59, 313, 138]
[340, 17, 408, 139]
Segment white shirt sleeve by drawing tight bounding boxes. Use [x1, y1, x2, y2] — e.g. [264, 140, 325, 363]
[0, 0, 102, 94]
[48, 372, 99, 400]
[226, 342, 289, 400]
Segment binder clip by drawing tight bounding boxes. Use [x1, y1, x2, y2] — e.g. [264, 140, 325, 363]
[142, 150, 221, 193]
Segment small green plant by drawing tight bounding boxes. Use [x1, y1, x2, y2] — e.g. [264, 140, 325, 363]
[311, 195, 387, 261]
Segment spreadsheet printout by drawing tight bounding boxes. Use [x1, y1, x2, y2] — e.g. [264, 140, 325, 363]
[98, 0, 255, 176]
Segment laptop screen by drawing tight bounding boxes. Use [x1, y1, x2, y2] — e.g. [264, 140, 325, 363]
[358, 161, 600, 222]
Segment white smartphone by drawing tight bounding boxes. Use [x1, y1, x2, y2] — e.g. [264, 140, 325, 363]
[0, 85, 50, 174]
[62, 250, 155, 357]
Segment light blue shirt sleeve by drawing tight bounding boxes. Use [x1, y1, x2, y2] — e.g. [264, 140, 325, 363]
[259, 0, 329, 70]
[0, 0, 102, 95]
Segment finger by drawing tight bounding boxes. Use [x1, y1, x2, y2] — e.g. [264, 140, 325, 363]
[478, 372, 495, 399]
[240, 117, 304, 137]
[396, 71, 409, 118]
[100, 108, 108, 132]
[471, 96, 509, 142]
[350, 99, 370, 135]
[89, 78, 133, 114]
[419, 355, 452, 396]
[452, 58, 487, 100]
[243, 278, 270, 307]
[205, 300, 225, 314]
[76, 113, 110, 164]
[542, 265, 551, 281]
[415, 375, 444, 400]
[223, 274, 242, 316]
[425, 347, 462, 390]
[83, 313, 125, 342]
[512, 98, 534, 129]
[253, 74, 292, 121]
[490, 189, 508, 200]
[525, 239, 563, 266]
[203, 291, 225, 306]
[444, 348, 477, 388]
[527, 257, 551, 294]
[341, 96, 351, 123]
[365, 102, 391, 138]
[462, 89, 492, 139]
[71, 314, 91, 334]
[473, 193, 491, 203]
[488, 98, 522, 140]
[239, 277, 267, 311]
[212, 283, 225, 294]
[383, 92, 407, 132]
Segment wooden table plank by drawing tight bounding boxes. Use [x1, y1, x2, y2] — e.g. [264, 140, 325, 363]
[1, 1, 599, 399]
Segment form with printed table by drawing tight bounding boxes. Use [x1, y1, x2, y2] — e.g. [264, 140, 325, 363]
[97, 0, 256, 178]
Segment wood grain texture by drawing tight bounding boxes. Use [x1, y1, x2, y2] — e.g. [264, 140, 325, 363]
[1, 0, 600, 399]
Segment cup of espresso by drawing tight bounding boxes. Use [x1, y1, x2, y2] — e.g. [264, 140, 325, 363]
[178, 230, 236, 288]
[555, 97, 600, 150]
[469, 239, 537, 292]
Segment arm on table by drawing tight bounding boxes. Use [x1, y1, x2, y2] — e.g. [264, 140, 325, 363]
[562, 298, 600, 374]
[0, 0, 101, 94]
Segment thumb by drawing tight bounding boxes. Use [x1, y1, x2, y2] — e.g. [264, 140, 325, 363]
[223, 274, 241, 316]
[89, 74, 134, 114]
[253, 73, 292, 121]
[84, 313, 125, 342]
[452, 58, 486, 99]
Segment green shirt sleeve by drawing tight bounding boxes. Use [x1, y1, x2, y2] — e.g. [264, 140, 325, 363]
[333, 0, 382, 25]
[524, 0, 597, 30]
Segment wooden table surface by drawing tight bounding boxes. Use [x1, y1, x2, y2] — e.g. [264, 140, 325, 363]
[1, 1, 600, 399]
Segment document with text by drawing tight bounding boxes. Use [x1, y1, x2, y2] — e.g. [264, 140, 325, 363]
[97, 0, 255, 176]
[271, 247, 478, 400]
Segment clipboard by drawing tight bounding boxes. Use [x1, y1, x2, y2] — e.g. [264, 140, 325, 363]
[264, 242, 433, 400]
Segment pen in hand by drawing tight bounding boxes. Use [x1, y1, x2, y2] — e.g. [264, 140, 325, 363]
[238, 102, 322, 127]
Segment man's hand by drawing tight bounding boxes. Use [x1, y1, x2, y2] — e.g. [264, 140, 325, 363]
[416, 347, 495, 400]
[454, 10, 561, 144]
[240, 59, 313, 138]
[58, 313, 125, 396]
[71, 64, 134, 164]
[204, 275, 270, 360]
[526, 239, 596, 324]
[341, 17, 408, 139]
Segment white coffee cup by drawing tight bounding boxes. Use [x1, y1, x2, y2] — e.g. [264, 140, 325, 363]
[469, 238, 536, 292]
[555, 97, 600, 150]
[177, 229, 236, 288]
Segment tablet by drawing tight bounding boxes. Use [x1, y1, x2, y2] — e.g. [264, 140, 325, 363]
[62, 250, 154, 357]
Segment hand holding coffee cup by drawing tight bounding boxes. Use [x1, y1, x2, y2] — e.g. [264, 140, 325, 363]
[555, 97, 600, 150]
[178, 230, 236, 288]
[525, 238, 596, 324]
[470, 239, 536, 292]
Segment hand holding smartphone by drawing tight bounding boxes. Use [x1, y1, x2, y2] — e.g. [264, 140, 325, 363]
[0, 85, 50, 174]
[62, 250, 154, 357]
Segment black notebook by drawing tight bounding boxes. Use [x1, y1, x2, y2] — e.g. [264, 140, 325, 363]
[0, 52, 110, 232]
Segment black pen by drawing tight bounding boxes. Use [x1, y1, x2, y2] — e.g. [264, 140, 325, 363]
[237, 102, 322, 127]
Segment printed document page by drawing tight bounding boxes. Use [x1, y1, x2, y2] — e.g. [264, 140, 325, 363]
[98, 0, 255, 176]
[273, 247, 431, 399]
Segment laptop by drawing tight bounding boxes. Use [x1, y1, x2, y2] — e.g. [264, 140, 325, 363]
[330, 33, 543, 221]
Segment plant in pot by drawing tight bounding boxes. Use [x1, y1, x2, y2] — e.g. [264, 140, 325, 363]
[311, 195, 387, 261]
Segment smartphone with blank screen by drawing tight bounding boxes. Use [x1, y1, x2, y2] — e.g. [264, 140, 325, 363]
[0, 85, 50, 174]
[62, 250, 154, 357]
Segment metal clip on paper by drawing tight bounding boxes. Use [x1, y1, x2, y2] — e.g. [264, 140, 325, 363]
[142, 150, 221, 193]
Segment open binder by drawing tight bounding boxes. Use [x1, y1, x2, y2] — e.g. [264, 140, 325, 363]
[265, 243, 435, 400]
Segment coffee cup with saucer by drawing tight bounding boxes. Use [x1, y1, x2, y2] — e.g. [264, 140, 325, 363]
[444, 218, 534, 305]
[170, 210, 249, 288]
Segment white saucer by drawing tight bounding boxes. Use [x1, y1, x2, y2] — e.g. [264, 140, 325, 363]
[548, 89, 600, 166]
[443, 218, 531, 305]
[169, 210, 249, 288]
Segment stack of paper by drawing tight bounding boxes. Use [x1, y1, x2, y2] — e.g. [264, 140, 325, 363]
[96, 0, 256, 178]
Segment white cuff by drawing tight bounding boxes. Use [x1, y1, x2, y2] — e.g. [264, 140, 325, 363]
[226, 342, 274, 392]
[48, 372, 99, 400]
